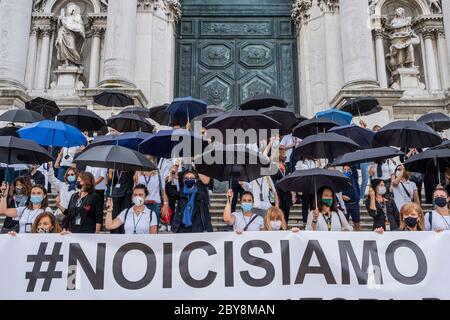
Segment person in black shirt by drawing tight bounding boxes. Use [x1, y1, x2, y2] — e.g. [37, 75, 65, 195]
[0, 176, 32, 233]
[27, 164, 45, 186]
[59, 172, 102, 233]
[366, 179, 399, 231]
[108, 169, 134, 233]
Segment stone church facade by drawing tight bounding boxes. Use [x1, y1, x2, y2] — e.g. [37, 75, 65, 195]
[0, 0, 449, 126]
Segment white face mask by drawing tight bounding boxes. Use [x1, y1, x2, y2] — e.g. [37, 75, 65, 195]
[377, 186, 387, 195]
[132, 196, 145, 206]
[270, 220, 282, 230]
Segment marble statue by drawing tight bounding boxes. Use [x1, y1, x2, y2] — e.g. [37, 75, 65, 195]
[386, 7, 420, 71]
[56, 2, 85, 66]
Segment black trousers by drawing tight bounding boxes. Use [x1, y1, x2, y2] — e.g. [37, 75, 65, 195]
[111, 193, 131, 234]
[424, 173, 438, 204]
[301, 193, 314, 223]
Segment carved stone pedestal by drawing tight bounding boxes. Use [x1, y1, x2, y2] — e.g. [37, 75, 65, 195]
[50, 65, 85, 97]
[390, 67, 426, 96]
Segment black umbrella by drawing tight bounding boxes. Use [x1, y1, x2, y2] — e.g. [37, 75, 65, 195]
[417, 112, 450, 132]
[207, 105, 227, 114]
[260, 107, 297, 135]
[107, 113, 154, 133]
[295, 114, 308, 124]
[372, 120, 442, 148]
[74, 145, 157, 172]
[148, 104, 172, 126]
[0, 109, 45, 123]
[206, 110, 281, 141]
[403, 149, 450, 177]
[93, 91, 134, 108]
[25, 97, 60, 119]
[240, 94, 288, 110]
[276, 168, 351, 197]
[432, 140, 450, 150]
[0, 136, 53, 165]
[293, 132, 360, 161]
[0, 126, 20, 137]
[341, 96, 382, 116]
[330, 147, 405, 167]
[193, 143, 272, 184]
[119, 106, 151, 118]
[57, 108, 106, 132]
[192, 112, 225, 128]
[292, 118, 339, 139]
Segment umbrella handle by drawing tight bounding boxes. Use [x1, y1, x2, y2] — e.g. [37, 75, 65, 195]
[110, 165, 116, 197]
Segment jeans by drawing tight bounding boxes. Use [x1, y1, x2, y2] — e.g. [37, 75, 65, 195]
[344, 202, 361, 223]
[359, 162, 370, 199]
[57, 166, 70, 182]
[146, 203, 161, 225]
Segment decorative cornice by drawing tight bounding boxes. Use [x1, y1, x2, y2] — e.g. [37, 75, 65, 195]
[137, 0, 159, 12]
[292, 0, 313, 28]
[317, 0, 339, 14]
[32, 0, 47, 13]
[164, 0, 182, 23]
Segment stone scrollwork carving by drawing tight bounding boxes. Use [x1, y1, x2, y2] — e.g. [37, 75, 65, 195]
[291, 0, 313, 28]
[164, 0, 182, 23]
[427, 0, 442, 14]
[33, 0, 47, 12]
[99, 0, 108, 12]
[317, 0, 339, 13]
[369, 0, 380, 16]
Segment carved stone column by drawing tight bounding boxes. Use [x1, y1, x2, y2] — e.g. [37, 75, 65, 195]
[442, 0, 450, 82]
[423, 29, 440, 91]
[437, 29, 450, 90]
[374, 29, 388, 88]
[36, 26, 54, 90]
[25, 26, 39, 90]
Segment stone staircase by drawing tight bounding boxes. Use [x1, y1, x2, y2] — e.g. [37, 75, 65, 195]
[0, 193, 434, 232]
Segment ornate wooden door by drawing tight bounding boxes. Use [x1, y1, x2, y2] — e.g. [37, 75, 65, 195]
[176, 7, 298, 112]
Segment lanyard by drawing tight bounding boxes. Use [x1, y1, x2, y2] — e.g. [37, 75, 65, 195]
[440, 214, 450, 230]
[132, 209, 145, 234]
[323, 213, 332, 231]
[25, 208, 41, 225]
[116, 170, 123, 182]
[143, 174, 152, 186]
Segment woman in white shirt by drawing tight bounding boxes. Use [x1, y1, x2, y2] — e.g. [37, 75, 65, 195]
[0, 183, 53, 233]
[48, 164, 79, 220]
[295, 157, 320, 223]
[425, 187, 450, 231]
[223, 189, 264, 234]
[306, 187, 353, 231]
[105, 184, 158, 234]
[391, 164, 420, 214]
[241, 176, 278, 217]
[55, 146, 81, 181]
[369, 159, 396, 189]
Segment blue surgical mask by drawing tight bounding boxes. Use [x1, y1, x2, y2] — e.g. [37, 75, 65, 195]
[343, 171, 352, 178]
[67, 175, 76, 183]
[30, 195, 44, 205]
[184, 179, 196, 189]
[241, 203, 253, 212]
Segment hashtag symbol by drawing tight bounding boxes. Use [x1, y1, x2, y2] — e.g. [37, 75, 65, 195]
[25, 242, 63, 292]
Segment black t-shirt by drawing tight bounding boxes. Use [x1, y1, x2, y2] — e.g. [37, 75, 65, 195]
[65, 192, 103, 233]
[109, 170, 134, 197]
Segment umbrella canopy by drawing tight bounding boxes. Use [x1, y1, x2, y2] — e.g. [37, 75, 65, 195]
[206, 105, 227, 114]
[86, 131, 153, 151]
[148, 104, 171, 126]
[106, 113, 154, 133]
[276, 168, 351, 194]
[403, 148, 450, 174]
[166, 96, 207, 123]
[260, 107, 297, 135]
[372, 120, 442, 149]
[0, 126, 20, 137]
[329, 124, 375, 149]
[74, 145, 157, 172]
[93, 91, 134, 108]
[316, 108, 353, 126]
[330, 147, 404, 167]
[0, 136, 53, 165]
[119, 106, 151, 118]
[292, 118, 339, 139]
[193, 143, 272, 182]
[293, 132, 360, 161]
[417, 112, 450, 132]
[432, 140, 450, 150]
[18, 120, 87, 147]
[206, 110, 281, 139]
[25, 97, 60, 119]
[341, 97, 382, 116]
[139, 129, 207, 159]
[0, 109, 45, 123]
[192, 112, 225, 128]
[57, 108, 106, 132]
[240, 94, 288, 110]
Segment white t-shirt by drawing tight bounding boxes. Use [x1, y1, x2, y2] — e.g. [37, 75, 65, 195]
[424, 211, 450, 231]
[295, 159, 316, 171]
[392, 180, 417, 213]
[117, 206, 158, 234]
[280, 134, 298, 162]
[232, 211, 264, 231]
[60, 146, 80, 167]
[137, 173, 161, 202]
[15, 206, 53, 233]
[85, 166, 108, 190]
[372, 160, 396, 180]
[242, 177, 276, 210]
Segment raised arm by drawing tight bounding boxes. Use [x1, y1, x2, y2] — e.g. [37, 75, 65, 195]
[104, 198, 122, 231]
[0, 183, 17, 218]
[223, 189, 236, 225]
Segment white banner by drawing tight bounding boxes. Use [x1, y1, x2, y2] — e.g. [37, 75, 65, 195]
[0, 231, 449, 300]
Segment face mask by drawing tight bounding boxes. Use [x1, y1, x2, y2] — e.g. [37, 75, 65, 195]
[76, 182, 83, 190]
[377, 186, 387, 195]
[15, 187, 24, 195]
[37, 227, 52, 234]
[241, 203, 253, 212]
[395, 171, 402, 177]
[343, 171, 352, 178]
[434, 197, 448, 208]
[270, 220, 282, 230]
[30, 195, 43, 205]
[321, 198, 333, 207]
[67, 175, 76, 183]
[404, 217, 418, 228]
[132, 196, 145, 206]
[184, 179, 196, 189]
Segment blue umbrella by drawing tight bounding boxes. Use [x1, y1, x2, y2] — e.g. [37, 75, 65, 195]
[316, 108, 353, 126]
[166, 97, 207, 123]
[329, 124, 375, 149]
[139, 129, 207, 158]
[86, 131, 153, 151]
[18, 120, 86, 147]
